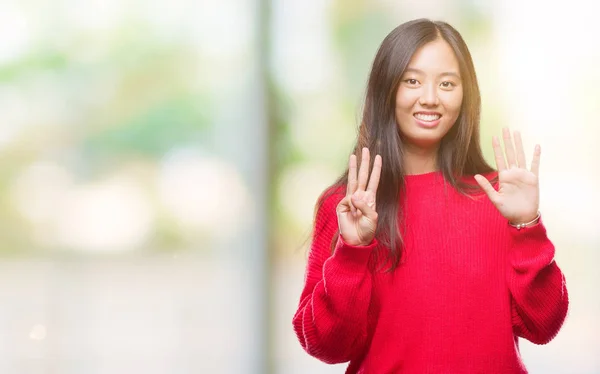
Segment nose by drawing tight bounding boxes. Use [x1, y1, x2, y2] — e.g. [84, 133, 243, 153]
[419, 83, 439, 107]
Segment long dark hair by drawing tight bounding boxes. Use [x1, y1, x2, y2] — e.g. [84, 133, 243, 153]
[318, 19, 495, 270]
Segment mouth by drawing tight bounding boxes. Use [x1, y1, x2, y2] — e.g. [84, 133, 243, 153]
[413, 112, 442, 122]
[413, 111, 442, 128]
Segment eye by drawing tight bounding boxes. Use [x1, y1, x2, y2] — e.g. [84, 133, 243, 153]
[404, 79, 419, 85]
[440, 81, 455, 88]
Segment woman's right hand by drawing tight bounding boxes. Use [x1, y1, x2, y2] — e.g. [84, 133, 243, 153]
[336, 147, 382, 246]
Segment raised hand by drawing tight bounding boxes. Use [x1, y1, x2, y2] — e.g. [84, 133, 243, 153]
[474, 128, 540, 224]
[336, 148, 382, 246]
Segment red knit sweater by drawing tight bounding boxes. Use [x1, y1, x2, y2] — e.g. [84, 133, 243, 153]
[293, 171, 568, 373]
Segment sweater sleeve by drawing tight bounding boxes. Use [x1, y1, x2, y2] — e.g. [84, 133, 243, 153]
[507, 217, 569, 345]
[292, 191, 376, 364]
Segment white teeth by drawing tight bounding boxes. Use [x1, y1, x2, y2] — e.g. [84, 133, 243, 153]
[414, 113, 441, 121]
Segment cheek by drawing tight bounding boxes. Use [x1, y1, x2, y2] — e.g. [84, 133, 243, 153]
[444, 90, 463, 118]
[395, 88, 418, 113]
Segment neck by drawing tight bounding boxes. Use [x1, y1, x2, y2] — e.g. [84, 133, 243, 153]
[403, 143, 439, 175]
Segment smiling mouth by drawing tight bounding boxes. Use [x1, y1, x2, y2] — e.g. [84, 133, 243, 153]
[413, 112, 442, 122]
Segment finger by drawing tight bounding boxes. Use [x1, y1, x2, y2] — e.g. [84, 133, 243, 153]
[336, 195, 352, 214]
[530, 144, 541, 177]
[347, 154, 358, 195]
[366, 154, 382, 195]
[502, 127, 517, 168]
[492, 136, 507, 171]
[346, 154, 358, 215]
[513, 131, 527, 168]
[337, 195, 359, 218]
[351, 194, 378, 221]
[357, 147, 370, 191]
[474, 174, 499, 203]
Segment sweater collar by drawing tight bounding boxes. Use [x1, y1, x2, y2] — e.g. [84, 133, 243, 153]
[403, 170, 444, 186]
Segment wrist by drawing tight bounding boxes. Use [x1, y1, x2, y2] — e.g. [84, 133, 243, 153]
[509, 211, 541, 230]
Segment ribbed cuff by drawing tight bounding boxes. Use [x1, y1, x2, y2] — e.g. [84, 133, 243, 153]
[330, 236, 377, 268]
[509, 217, 555, 269]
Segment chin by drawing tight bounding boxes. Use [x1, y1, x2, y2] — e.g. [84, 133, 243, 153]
[402, 128, 449, 148]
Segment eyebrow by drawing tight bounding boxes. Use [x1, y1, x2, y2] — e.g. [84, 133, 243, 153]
[403, 67, 461, 80]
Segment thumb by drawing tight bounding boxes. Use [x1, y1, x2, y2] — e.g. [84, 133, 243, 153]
[351, 195, 378, 221]
[474, 174, 498, 203]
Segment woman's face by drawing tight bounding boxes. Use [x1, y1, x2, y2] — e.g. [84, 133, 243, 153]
[395, 38, 463, 150]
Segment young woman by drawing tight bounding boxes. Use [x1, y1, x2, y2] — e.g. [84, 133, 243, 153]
[292, 19, 568, 373]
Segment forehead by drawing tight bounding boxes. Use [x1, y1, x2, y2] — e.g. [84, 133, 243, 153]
[407, 38, 460, 73]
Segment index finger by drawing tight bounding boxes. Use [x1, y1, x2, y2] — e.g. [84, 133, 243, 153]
[347, 154, 358, 195]
[530, 144, 541, 177]
[357, 147, 370, 191]
[492, 136, 507, 171]
[367, 154, 382, 195]
[502, 127, 517, 167]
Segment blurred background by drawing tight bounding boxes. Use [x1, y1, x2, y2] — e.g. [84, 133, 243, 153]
[0, 0, 598, 373]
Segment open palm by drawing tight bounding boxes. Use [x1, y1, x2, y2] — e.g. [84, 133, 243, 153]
[474, 128, 540, 224]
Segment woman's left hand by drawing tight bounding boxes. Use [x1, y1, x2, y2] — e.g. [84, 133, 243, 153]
[474, 128, 540, 224]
